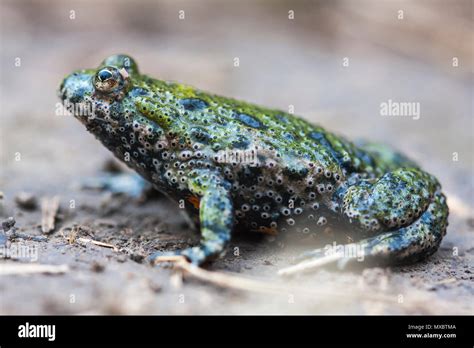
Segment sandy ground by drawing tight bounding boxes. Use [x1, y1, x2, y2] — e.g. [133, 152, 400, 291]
[0, 0, 473, 314]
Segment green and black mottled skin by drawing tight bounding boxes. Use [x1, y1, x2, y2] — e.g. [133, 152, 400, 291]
[59, 54, 448, 267]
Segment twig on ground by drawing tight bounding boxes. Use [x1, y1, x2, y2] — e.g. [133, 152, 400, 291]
[0, 264, 69, 276]
[153, 255, 287, 295]
[41, 196, 60, 234]
[150, 255, 469, 314]
[76, 237, 119, 252]
[152, 255, 387, 298]
[59, 224, 119, 251]
[277, 253, 343, 276]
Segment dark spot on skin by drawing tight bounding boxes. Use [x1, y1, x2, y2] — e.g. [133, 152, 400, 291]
[309, 131, 325, 143]
[283, 163, 308, 180]
[354, 148, 376, 169]
[129, 88, 149, 97]
[179, 98, 208, 111]
[299, 168, 309, 176]
[282, 132, 294, 141]
[231, 135, 250, 149]
[257, 154, 268, 165]
[69, 87, 87, 103]
[235, 113, 264, 129]
[275, 114, 289, 124]
[310, 131, 348, 168]
[190, 127, 211, 144]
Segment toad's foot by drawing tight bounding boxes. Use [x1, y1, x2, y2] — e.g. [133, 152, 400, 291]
[80, 173, 150, 197]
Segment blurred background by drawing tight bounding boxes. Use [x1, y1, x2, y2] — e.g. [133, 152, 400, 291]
[1, 0, 472, 198]
[0, 0, 472, 314]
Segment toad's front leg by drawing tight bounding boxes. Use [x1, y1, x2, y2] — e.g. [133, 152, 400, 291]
[149, 169, 234, 265]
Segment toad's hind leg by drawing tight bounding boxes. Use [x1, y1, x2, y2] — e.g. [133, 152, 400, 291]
[280, 190, 448, 275]
[279, 168, 449, 275]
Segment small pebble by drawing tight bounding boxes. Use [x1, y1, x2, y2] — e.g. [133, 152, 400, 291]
[130, 253, 145, 263]
[147, 279, 162, 293]
[1, 217, 16, 231]
[116, 254, 128, 263]
[15, 192, 38, 210]
[102, 159, 124, 173]
[91, 261, 105, 272]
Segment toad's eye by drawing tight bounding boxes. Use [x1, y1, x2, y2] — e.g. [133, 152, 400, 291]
[94, 67, 127, 94]
[97, 69, 113, 82]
